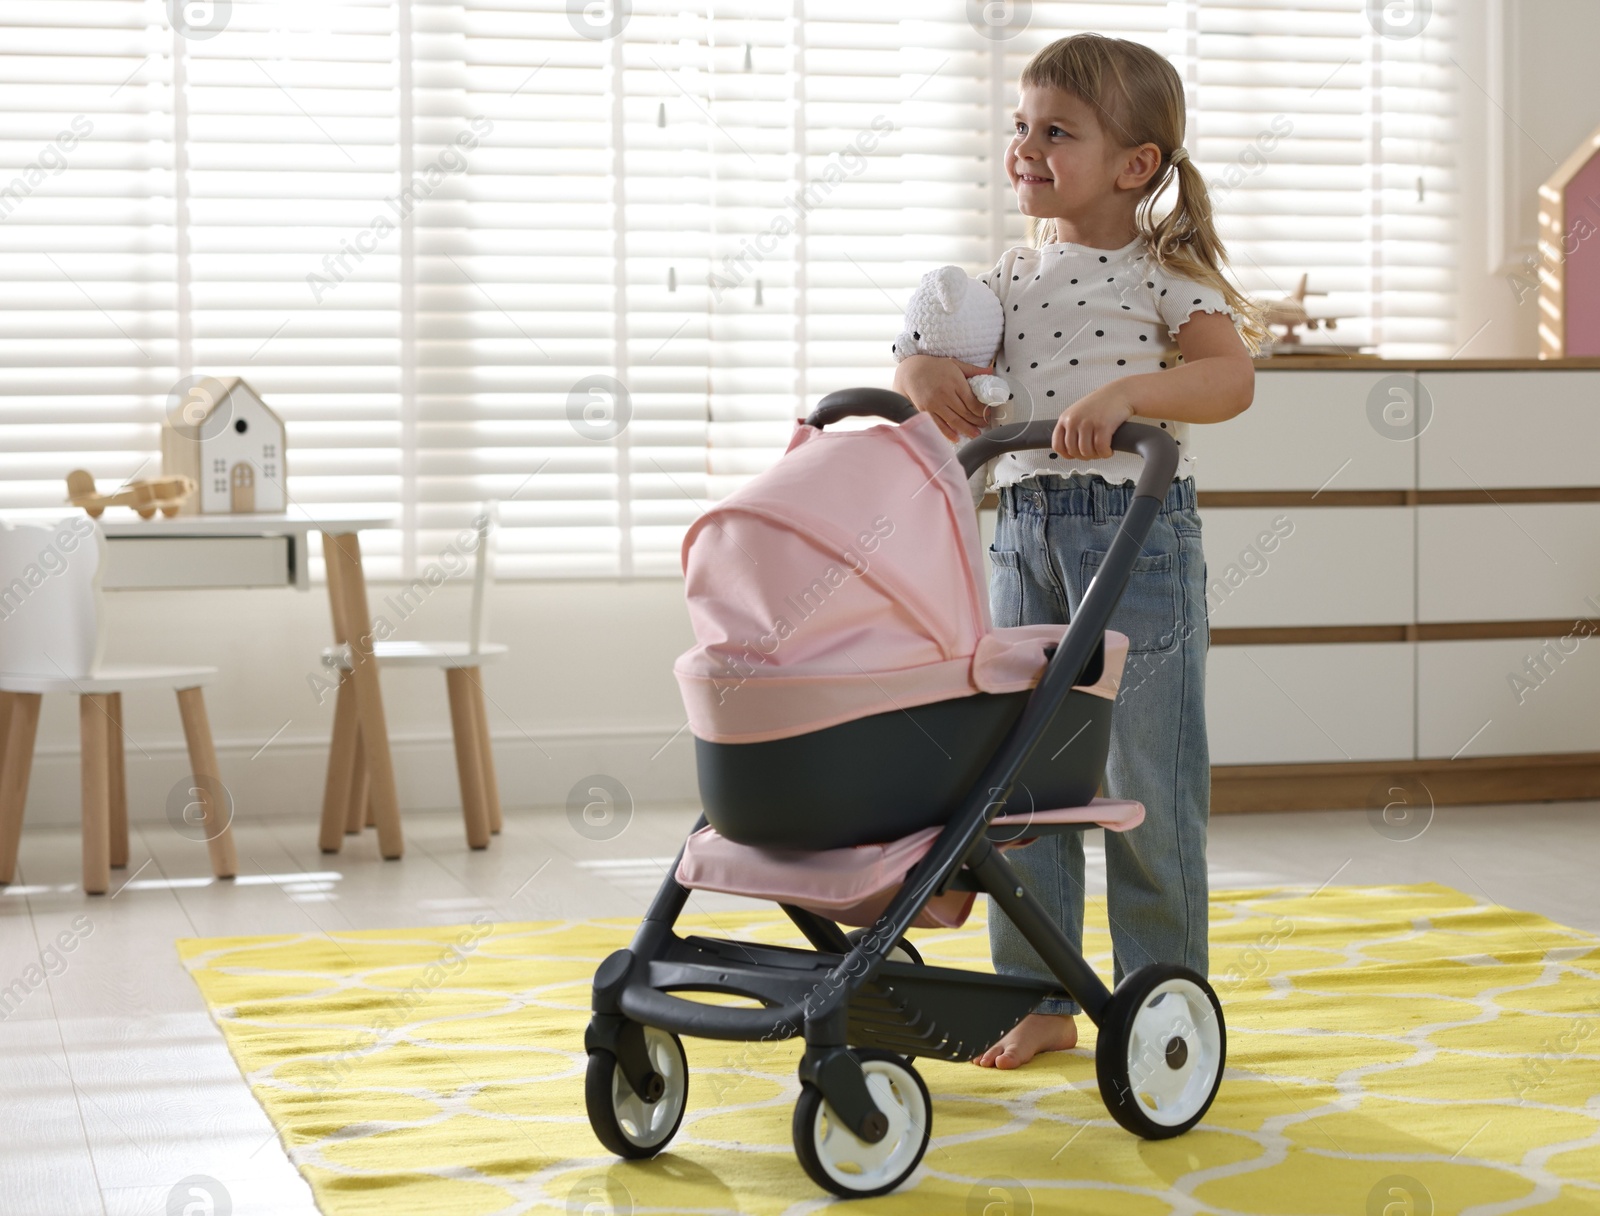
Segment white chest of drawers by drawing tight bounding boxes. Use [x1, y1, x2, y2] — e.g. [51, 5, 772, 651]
[1189, 358, 1600, 811]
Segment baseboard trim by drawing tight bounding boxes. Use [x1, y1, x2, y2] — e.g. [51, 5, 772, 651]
[18, 722, 688, 763]
[1212, 752, 1600, 813]
[20, 727, 1598, 830]
[12, 724, 702, 829]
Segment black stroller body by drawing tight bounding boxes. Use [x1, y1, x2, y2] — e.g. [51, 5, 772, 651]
[583, 389, 1225, 1198]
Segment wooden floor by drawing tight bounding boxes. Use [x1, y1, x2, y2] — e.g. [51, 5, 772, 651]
[2, 800, 1596, 1215]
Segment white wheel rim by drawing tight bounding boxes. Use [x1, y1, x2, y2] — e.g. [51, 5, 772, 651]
[810, 1059, 926, 1191]
[1124, 978, 1221, 1127]
[610, 1027, 685, 1148]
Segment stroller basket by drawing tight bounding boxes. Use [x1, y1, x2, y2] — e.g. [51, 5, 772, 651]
[584, 389, 1226, 1199]
[635, 931, 1057, 1063]
[847, 959, 1053, 1062]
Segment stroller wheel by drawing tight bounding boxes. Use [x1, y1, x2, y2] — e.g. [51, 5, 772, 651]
[585, 1026, 689, 1159]
[1095, 964, 1225, 1139]
[845, 928, 923, 966]
[792, 1049, 930, 1198]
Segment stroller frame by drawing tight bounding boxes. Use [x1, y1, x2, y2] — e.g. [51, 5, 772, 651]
[585, 390, 1225, 1197]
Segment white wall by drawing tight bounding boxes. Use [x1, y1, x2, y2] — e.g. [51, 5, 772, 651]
[20, 2, 1600, 829]
[18, 575, 700, 827]
[1455, 0, 1600, 356]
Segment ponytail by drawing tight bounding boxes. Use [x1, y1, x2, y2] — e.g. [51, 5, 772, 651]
[1143, 154, 1269, 353]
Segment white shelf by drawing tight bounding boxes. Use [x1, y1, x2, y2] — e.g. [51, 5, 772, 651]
[85, 509, 398, 592]
[1189, 370, 1418, 491]
[1203, 506, 1414, 627]
[94, 507, 397, 538]
[1418, 370, 1600, 489]
[1417, 638, 1600, 758]
[1417, 504, 1600, 621]
[1207, 643, 1415, 764]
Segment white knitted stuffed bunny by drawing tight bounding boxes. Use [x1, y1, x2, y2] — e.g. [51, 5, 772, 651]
[890, 265, 1010, 407]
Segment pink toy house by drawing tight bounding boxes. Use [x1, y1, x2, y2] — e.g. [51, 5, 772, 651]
[1539, 122, 1600, 357]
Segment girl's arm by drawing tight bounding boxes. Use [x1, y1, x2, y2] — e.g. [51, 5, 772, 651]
[893, 353, 996, 442]
[1053, 311, 1255, 461]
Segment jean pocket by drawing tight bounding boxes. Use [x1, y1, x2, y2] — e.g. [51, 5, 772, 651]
[1172, 505, 1204, 541]
[988, 546, 1023, 628]
[1080, 548, 1179, 654]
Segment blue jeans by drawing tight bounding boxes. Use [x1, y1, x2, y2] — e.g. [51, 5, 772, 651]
[986, 474, 1210, 1016]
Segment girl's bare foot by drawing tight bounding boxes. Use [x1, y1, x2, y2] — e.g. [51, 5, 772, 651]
[972, 1012, 1078, 1069]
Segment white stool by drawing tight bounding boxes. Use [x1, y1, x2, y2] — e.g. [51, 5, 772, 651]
[0, 518, 237, 894]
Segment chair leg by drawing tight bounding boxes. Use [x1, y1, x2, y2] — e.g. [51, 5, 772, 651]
[319, 676, 359, 852]
[0, 693, 42, 885]
[466, 669, 502, 834]
[107, 692, 129, 869]
[347, 729, 371, 835]
[445, 668, 491, 849]
[323, 530, 403, 859]
[80, 694, 112, 895]
[176, 687, 238, 880]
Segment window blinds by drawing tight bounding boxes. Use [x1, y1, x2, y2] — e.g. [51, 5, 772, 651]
[1185, 0, 1457, 356]
[0, 0, 1456, 579]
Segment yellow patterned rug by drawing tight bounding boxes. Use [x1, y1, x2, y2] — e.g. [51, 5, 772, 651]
[178, 883, 1600, 1215]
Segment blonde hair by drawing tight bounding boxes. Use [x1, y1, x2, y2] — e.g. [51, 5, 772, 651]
[1019, 33, 1268, 353]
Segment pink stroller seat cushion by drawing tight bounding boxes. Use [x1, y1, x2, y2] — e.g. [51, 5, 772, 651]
[675, 799, 1145, 930]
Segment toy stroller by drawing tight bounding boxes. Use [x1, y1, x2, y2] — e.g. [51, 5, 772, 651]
[583, 388, 1225, 1198]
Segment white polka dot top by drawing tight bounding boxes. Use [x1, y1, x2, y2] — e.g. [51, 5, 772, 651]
[978, 236, 1236, 486]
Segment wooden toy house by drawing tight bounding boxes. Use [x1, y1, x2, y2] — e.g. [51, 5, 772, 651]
[1538, 121, 1600, 357]
[160, 377, 287, 514]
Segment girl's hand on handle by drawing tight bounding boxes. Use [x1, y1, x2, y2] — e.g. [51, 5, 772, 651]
[892, 354, 995, 442]
[1054, 385, 1135, 461]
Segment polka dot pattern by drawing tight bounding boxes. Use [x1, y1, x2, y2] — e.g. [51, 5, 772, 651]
[978, 237, 1235, 486]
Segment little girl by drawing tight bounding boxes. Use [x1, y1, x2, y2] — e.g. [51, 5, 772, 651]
[894, 33, 1264, 1069]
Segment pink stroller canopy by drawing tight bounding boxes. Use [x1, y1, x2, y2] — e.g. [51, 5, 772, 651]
[675, 412, 1126, 743]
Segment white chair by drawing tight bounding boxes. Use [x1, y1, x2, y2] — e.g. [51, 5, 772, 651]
[319, 504, 507, 852]
[0, 517, 237, 894]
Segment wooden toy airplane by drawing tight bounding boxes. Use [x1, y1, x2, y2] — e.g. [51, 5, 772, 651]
[1258, 274, 1355, 344]
[66, 469, 197, 519]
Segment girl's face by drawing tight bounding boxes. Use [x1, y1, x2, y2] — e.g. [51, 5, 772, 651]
[1007, 84, 1149, 229]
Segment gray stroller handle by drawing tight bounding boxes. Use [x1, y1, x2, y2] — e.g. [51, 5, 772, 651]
[806, 388, 1179, 503]
[806, 387, 917, 429]
[956, 419, 1179, 496]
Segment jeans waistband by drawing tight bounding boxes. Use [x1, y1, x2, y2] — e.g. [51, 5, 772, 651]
[997, 473, 1196, 518]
